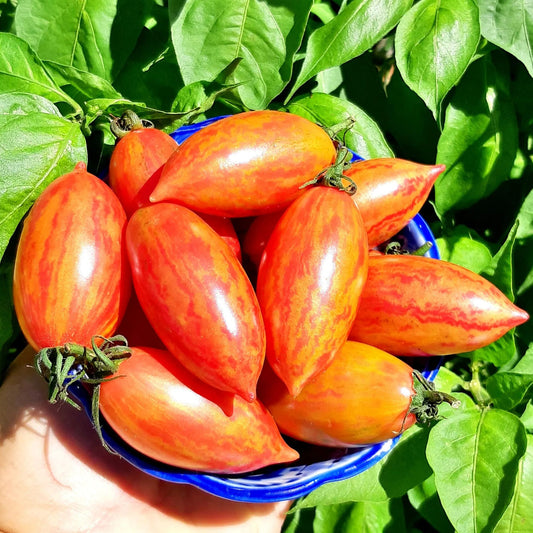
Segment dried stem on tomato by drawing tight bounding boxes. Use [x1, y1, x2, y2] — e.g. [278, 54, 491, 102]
[409, 370, 461, 425]
[110, 109, 154, 139]
[34, 335, 131, 452]
[299, 144, 357, 194]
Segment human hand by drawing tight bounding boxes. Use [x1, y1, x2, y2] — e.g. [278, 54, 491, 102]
[0, 346, 292, 533]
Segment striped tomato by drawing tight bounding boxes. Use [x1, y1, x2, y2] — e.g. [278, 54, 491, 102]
[256, 186, 368, 396]
[99, 346, 299, 473]
[349, 254, 529, 356]
[149, 110, 337, 217]
[125, 202, 265, 401]
[258, 341, 419, 447]
[345, 158, 445, 247]
[13, 162, 131, 351]
[108, 112, 178, 217]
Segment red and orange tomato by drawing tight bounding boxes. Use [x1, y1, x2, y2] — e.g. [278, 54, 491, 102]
[99, 346, 299, 473]
[256, 186, 368, 396]
[349, 254, 529, 356]
[258, 340, 418, 447]
[149, 110, 338, 217]
[125, 202, 265, 401]
[108, 122, 177, 217]
[13, 162, 131, 351]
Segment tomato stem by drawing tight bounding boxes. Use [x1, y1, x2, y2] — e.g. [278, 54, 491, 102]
[299, 144, 357, 194]
[110, 110, 154, 139]
[383, 240, 433, 256]
[323, 116, 357, 142]
[34, 335, 131, 408]
[409, 370, 461, 426]
[464, 361, 492, 407]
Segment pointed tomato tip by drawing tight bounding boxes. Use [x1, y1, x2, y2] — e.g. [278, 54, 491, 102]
[513, 305, 529, 326]
[429, 163, 446, 182]
[279, 445, 300, 463]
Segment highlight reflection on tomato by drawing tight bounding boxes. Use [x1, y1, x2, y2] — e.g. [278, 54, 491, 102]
[13, 162, 131, 351]
[126, 202, 265, 401]
[256, 186, 368, 396]
[259, 340, 417, 447]
[99, 346, 299, 473]
[150, 110, 337, 217]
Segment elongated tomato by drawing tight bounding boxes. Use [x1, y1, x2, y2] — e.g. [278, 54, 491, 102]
[149, 110, 337, 217]
[256, 186, 368, 396]
[345, 158, 445, 247]
[126, 202, 265, 400]
[99, 347, 299, 473]
[13, 162, 131, 351]
[258, 341, 417, 447]
[109, 124, 177, 217]
[349, 255, 529, 355]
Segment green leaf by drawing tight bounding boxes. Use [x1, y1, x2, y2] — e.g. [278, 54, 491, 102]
[287, 0, 412, 101]
[436, 225, 493, 274]
[494, 434, 533, 533]
[426, 408, 528, 533]
[287, 93, 394, 159]
[516, 187, 533, 243]
[395, 0, 480, 122]
[313, 500, 406, 533]
[0, 102, 87, 262]
[0, 33, 80, 116]
[112, 4, 182, 111]
[293, 459, 389, 510]
[431, 367, 476, 415]
[293, 425, 433, 510]
[435, 54, 519, 216]
[171, 59, 242, 118]
[14, 0, 150, 81]
[0, 92, 63, 117]
[478, 0, 533, 77]
[0, 0, 16, 32]
[382, 65, 440, 164]
[282, 507, 315, 533]
[486, 344, 533, 410]
[520, 401, 533, 432]
[43, 61, 122, 104]
[169, 0, 313, 110]
[0, 243, 22, 380]
[408, 475, 454, 533]
[480, 220, 519, 302]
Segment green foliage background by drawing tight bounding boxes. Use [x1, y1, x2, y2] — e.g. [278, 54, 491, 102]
[1, 1, 532, 531]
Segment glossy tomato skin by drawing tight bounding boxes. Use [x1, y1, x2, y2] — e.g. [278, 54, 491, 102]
[99, 347, 299, 473]
[109, 127, 177, 217]
[258, 341, 416, 447]
[349, 255, 530, 356]
[242, 211, 283, 268]
[197, 212, 242, 261]
[149, 110, 337, 217]
[13, 162, 131, 351]
[256, 186, 368, 396]
[343, 158, 445, 247]
[126, 202, 265, 401]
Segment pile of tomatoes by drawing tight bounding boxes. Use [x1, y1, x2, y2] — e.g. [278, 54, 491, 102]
[13, 110, 529, 475]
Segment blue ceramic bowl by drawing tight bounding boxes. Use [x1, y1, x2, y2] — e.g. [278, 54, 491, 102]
[68, 116, 441, 503]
